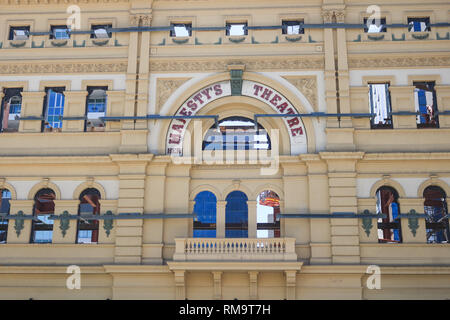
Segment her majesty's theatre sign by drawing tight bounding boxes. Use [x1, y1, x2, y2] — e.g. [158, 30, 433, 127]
[166, 80, 307, 155]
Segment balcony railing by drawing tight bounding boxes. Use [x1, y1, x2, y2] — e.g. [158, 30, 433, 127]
[173, 238, 297, 261]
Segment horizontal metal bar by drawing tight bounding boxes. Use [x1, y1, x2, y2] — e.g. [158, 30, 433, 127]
[19, 116, 44, 121]
[48, 213, 196, 220]
[278, 212, 386, 219]
[101, 114, 219, 127]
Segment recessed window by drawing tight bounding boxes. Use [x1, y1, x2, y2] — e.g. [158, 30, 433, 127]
[86, 86, 107, 131]
[170, 23, 192, 37]
[1, 88, 22, 133]
[376, 187, 402, 243]
[9, 26, 30, 40]
[30, 188, 55, 244]
[226, 22, 247, 36]
[369, 83, 392, 129]
[91, 24, 112, 39]
[408, 17, 430, 32]
[50, 25, 70, 39]
[43, 87, 65, 132]
[364, 17, 387, 33]
[77, 188, 101, 244]
[282, 20, 304, 35]
[414, 81, 439, 128]
[0, 189, 11, 244]
[424, 186, 449, 243]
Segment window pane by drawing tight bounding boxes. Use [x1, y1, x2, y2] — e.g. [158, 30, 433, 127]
[369, 83, 392, 128]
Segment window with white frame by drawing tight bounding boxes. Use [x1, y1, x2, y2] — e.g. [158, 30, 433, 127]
[282, 20, 304, 35]
[170, 23, 192, 37]
[363, 17, 387, 33]
[226, 22, 248, 36]
[408, 17, 430, 32]
[50, 25, 70, 39]
[1, 88, 22, 133]
[43, 87, 65, 132]
[369, 83, 392, 128]
[9, 26, 30, 40]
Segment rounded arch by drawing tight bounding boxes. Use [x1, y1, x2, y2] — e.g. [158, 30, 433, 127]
[0, 182, 17, 200]
[189, 184, 222, 202]
[254, 183, 284, 201]
[417, 179, 450, 198]
[28, 181, 61, 200]
[222, 183, 254, 201]
[370, 179, 406, 199]
[154, 71, 317, 155]
[73, 181, 107, 200]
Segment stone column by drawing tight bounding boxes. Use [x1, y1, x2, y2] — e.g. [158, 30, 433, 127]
[217, 200, 226, 238]
[249, 271, 258, 300]
[435, 85, 450, 128]
[399, 198, 427, 244]
[174, 270, 186, 300]
[212, 271, 222, 300]
[52, 200, 79, 244]
[389, 86, 416, 129]
[285, 271, 296, 300]
[6, 200, 34, 244]
[247, 200, 257, 238]
[19, 92, 46, 132]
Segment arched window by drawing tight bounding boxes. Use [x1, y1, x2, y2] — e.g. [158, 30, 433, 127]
[193, 191, 217, 238]
[0, 189, 11, 243]
[257, 190, 280, 238]
[424, 186, 449, 243]
[376, 186, 402, 243]
[203, 117, 270, 151]
[30, 188, 55, 243]
[76, 188, 101, 244]
[225, 191, 248, 238]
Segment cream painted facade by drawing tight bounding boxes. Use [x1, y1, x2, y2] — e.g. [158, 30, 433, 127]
[0, 0, 449, 300]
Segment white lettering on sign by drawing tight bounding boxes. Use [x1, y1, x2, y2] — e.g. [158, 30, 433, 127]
[166, 80, 307, 155]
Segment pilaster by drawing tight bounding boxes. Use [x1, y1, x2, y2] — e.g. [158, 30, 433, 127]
[52, 200, 79, 244]
[62, 91, 88, 132]
[19, 92, 45, 133]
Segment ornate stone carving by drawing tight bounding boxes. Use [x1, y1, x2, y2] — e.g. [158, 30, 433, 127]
[348, 56, 450, 69]
[0, 62, 128, 74]
[130, 13, 152, 26]
[156, 78, 190, 113]
[334, 10, 346, 23]
[283, 76, 318, 111]
[149, 57, 324, 72]
[322, 10, 334, 23]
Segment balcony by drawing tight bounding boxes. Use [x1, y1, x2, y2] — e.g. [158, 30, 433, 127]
[173, 238, 297, 262]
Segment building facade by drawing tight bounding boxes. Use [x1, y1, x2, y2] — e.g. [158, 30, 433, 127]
[0, 0, 450, 300]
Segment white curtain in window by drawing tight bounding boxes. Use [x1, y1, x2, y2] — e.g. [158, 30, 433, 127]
[371, 84, 389, 124]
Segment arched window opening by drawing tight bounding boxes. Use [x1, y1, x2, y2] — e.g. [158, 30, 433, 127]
[77, 188, 101, 244]
[257, 190, 280, 238]
[424, 186, 449, 243]
[225, 191, 248, 238]
[376, 187, 402, 243]
[203, 117, 270, 151]
[193, 191, 217, 238]
[30, 188, 55, 243]
[0, 189, 11, 243]
[86, 87, 107, 132]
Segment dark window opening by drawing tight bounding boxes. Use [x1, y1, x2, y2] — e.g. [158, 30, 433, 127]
[364, 17, 387, 33]
[43, 87, 65, 132]
[0, 189, 11, 244]
[203, 117, 271, 151]
[225, 191, 248, 238]
[170, 23, 192, 37]
[30, 188, 55, 244]
[369, 83, 392, 129]
[424, 186, 449, 244]
[408, 17, 431, 32]
[1, 88, 22, 133]
[257, 190, 280, 238]
[76, 188, 101, 244]
[91, 24, 112, 39]
[50, 25, 70, 39]
[86, 86, 107, 132]
[282, 20, 304, 35]
[414, 81, 439, 128]
[193, 191, 217, 238]
[376, 187, 402, 243]
[9, 26, 30, 40]
[226, 22, 248, 36]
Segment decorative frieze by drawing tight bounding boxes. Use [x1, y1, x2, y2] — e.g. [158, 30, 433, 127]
[348, 56, 450, 69]
[155, 78, 191, 114]
[0, 62, 128, 75]
[282, 76, 318, 111]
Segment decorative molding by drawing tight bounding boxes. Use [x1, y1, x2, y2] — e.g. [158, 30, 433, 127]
[367, 34, 385, 41]
[361, 209, 373, 237]
[282, 76, 318, 111]
[149, 57, 324, 72]
[103, 211, 114, 237]
[322, 10, 334, 24]
[1, 0, 129, 3]
[59, 211, 70, 237]
[407, 209, 420, 237]
[155, 78, 191, 114]
[285, 36, 302, 42]
[348, 55, 450, 69]
[130, 13, 152, 27]
[14, 211, 24, 237]
[0, 62, 128, 74]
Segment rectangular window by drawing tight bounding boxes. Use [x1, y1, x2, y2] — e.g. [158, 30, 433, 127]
[282, 20, 304, 35]
[170, 23, 192, 37]
[50, 25, 70, 39]
[91, 24, 112, 39]
[86, 86, 107, 131]
[364, 17, 387, 33]
[0, 189, 11, 244]
[414, 81, 439, 128]
[9, 26, 30, 40]
[408, 17, 430, 32]
[226, 22, 248, 36]
[1, 88, 22, 133]
[369, 83, 392, 129]
[43, 87, 65, 132]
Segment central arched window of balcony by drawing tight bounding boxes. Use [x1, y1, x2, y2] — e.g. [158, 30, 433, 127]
[76, 188, 101, 244]
[202, 117, 270, 151]
[30, 188, 55, 243]
[376, 186, 402, 243]
[225, 191, 248, 238]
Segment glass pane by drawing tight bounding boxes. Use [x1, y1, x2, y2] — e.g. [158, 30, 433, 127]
[225, 191, 248, 238]
[45, 90, 65, 129]
[193, 191, 217, 238]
